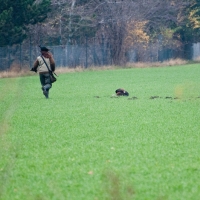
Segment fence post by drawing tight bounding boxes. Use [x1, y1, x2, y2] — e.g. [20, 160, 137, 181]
[102, 35, 105, 65]
[85, 36, 88, 68]
[158, 34, 163, 62]
[29, 36, 32, 68]
[67, 38, 70, 67]
[20, 43, 22, 70]
[8, 46, 11, 69]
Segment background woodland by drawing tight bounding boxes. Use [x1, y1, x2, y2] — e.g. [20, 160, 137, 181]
[1, 0, 200, 67]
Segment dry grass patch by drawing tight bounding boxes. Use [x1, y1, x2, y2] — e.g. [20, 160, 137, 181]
[0, 68, 33, 78]
[0, 65, 116, 78]
[0, 59, 189, 78]
[194, 56, 200, 62]
[126, 58, 187, 68]
[56, 65, 116, 73]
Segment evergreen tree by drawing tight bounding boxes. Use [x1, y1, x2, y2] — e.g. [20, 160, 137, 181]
[174, 0, 200, 44]
[0, 0, 51, 46]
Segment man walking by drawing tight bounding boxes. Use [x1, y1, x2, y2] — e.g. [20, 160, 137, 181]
[31, 46, 56, 98]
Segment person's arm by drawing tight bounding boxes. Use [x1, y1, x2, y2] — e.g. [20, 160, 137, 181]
[48, 53, 55, 72]
[30, 60, 39, 72]
[49, 58, 55, 72]
[49, 55, 56, 72]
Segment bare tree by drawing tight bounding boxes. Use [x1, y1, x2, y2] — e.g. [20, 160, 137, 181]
[79, 0, 188, 64]
[28, 0, 189, 64]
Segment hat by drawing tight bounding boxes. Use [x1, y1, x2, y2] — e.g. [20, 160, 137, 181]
[40, 46, 49, 52]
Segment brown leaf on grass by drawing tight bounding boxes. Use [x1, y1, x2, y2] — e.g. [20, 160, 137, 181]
[88, 171, 93, 175]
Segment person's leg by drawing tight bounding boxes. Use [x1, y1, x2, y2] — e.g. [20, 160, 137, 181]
[44, 73, 52, 91]
[43, 73, 52, 98]
[40, 73, 51, 98]
[39, 73, 45, 87]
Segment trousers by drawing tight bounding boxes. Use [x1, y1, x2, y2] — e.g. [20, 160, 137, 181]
[39, 73, 52, 91]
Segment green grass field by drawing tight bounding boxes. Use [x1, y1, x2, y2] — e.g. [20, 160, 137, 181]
[1, 64, 200, 200]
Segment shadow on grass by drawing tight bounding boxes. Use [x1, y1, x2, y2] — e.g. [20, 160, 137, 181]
[103, 170, 135, 200]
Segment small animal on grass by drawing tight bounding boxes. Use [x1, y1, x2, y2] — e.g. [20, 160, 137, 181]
[115, 88, 129, 96]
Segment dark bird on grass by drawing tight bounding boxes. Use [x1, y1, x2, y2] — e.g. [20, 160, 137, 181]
[115, 88, 129, 96]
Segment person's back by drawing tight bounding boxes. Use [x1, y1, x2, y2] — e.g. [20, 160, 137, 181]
[30, 46, 56, 98]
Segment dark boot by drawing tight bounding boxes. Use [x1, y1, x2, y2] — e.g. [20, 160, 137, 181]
[41, 86, 49, 98]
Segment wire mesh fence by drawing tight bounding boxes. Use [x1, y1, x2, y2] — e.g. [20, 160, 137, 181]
[0, 37, 196, 71]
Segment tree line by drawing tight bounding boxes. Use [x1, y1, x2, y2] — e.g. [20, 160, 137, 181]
[1, 0, 200, 65]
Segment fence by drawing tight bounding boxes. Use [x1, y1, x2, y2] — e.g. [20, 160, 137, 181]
[0, 38, 197, 71]
[0, 42, 113, 71]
